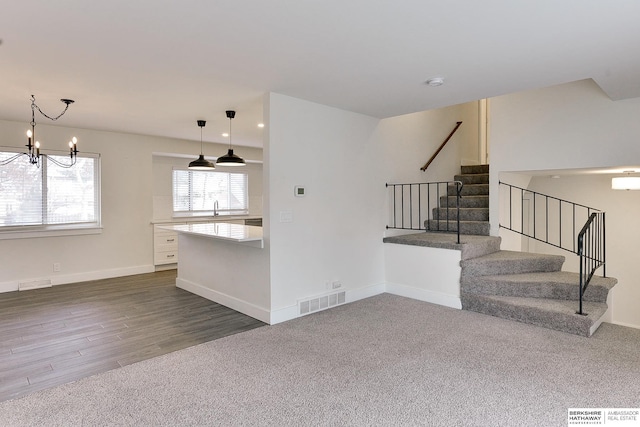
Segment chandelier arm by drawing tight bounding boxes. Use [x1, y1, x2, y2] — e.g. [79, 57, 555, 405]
[0, 153, 24, 166]
[45, 154, 76, 169]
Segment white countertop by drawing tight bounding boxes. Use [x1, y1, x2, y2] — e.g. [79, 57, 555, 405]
[158, 223, 263, 248]
[151, 215, 261, 225]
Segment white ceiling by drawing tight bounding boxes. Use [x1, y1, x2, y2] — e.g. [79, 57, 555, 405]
[1, 1, 639, 148]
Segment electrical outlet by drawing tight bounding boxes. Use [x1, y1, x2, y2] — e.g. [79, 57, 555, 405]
[53, 263, 61, 272]
[332, 281, 342, 289]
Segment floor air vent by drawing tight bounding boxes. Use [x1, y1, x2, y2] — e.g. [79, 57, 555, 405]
[19, 279, 52, 291]
[299, 291, 346, 315]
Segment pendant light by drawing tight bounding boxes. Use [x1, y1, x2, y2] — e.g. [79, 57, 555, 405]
[188, 120, 215, 170]
[216, 110, 245, 166]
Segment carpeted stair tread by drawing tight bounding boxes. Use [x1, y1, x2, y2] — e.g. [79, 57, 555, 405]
[440, 195, 489, 208]
[383, 232, 501, 260]
[461, 164, 489, 174]
[461, 271, 617, 303]
[454, 173, 489, 185]
[426, 220, 490, 236]
[448, 184, 489, 196]
[460, 293, 608, 337]
[461, 250, 565, 276]
[433, 207, 489, 221]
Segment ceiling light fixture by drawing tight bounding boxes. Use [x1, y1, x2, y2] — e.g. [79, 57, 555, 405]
[1, 95, 78, 168]
[612, 171, 640, 190]
[425, 77, 445, 87]
[216, 110, 245, 166]
[188, 120, 215, 170]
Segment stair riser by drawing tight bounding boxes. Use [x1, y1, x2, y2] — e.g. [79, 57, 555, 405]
[425, 220, 490, 236]
[433, 208, 489, 221]
[461, 165, 489, 175]
[460, 278, 610, 303]
[448, 184, 489, 196]
[461, 293, 597, 336]
[440, 195, 489, 208]
[454, 174, 489, 185]
[461, 258, 564, 277]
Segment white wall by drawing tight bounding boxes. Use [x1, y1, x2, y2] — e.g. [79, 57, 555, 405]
[376, 101, 481, 186]
[0, 119, 262, 291]
[264, 93, 385, 314]
[384, 243, 462, 309]
[490, 79, 640, 235]
[490, 79, 640, 328]
[262, 95, 481, 320]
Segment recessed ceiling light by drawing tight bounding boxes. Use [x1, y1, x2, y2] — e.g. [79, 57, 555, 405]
[425, 77, 445, 87]
[222, 133, 229, 137]
[257, 123, 264, 128]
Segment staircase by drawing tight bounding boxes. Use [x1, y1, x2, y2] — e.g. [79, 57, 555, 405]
[460, 245, 617, 337]
[426, 164, 490, 236]
[388, 164, 617, 337]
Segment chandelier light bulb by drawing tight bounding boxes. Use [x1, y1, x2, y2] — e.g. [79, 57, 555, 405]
[69, 141, 74, 148]
[26, 130, 33, 138]
[72, 137, 77, 144]
[35, 141, 40, 148]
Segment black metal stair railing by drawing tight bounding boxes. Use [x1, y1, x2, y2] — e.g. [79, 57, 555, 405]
[577, 212, 606, 315]
[499, 181, 606, 314]
[386, 181, 463, 243]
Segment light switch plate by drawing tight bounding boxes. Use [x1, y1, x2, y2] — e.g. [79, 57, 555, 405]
[279, 210, 293, 223]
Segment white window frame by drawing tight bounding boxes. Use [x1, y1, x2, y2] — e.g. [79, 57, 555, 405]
[0, 148, 102, 240]
[172, 168, 249, 217]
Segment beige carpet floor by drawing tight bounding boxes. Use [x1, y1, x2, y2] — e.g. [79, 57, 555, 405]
[0, 294, 638, 426]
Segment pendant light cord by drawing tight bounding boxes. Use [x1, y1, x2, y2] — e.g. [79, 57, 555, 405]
[200, 126, 204, 155]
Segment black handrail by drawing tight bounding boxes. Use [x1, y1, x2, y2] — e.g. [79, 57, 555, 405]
[386, 181, 463, 243]
[577, 212, 606, 315]
[499, 181, 606, 315]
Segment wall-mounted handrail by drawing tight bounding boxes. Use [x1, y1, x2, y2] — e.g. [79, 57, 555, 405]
[499, 181, 606, 315]
[420, 121, 463, 172]
[386, 180, 464, 243]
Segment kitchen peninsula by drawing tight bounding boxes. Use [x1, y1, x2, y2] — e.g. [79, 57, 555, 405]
[158, 222, 271, 324]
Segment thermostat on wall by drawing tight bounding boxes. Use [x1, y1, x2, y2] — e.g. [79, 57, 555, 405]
[294, 186, 306, 197]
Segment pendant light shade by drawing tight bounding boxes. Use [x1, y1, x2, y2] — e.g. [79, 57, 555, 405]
[217, 110, 245, 166]
[189, 120, 215, 170]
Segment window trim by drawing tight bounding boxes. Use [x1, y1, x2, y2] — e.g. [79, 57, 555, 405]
[0, 149, 102, 239]
[172, 167, 249, 218]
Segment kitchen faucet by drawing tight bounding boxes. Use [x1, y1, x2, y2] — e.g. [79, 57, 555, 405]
[213, 200, 219, 216]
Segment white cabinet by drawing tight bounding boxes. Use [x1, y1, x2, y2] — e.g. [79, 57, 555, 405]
[154, 224, 181, 266]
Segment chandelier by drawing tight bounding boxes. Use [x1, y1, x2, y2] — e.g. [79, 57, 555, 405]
[0, 95, 78, 168]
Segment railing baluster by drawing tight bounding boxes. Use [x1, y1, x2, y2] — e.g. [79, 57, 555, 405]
[497, 182, 605, 316]
[386, 180, 464, 235]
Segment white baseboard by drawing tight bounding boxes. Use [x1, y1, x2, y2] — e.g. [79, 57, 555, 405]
[385, 282, 462, 310]
[610, 320, 640, 330]
[176, 277, 271, 324]
[0, 265, 155, 294]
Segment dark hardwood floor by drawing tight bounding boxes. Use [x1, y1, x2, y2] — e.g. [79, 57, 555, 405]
[0, 270, 265, 402]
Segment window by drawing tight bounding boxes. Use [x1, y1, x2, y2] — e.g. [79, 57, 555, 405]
[0, 150, 101, 234]
[173, 169, 248, 216]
